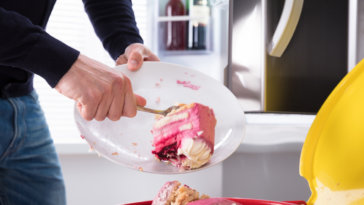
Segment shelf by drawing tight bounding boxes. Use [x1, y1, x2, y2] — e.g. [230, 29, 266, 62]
[157, 15, 209, 22]
[245, 113, 315, 125]
[159, 50, 212, 56]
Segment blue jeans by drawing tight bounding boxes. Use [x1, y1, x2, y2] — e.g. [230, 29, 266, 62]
[0, 91, 66, 205]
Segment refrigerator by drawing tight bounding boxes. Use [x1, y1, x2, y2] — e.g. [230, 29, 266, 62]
[152, 0, 357, 114]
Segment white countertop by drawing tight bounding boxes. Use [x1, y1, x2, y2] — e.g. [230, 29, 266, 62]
[239, 113, 314, 153]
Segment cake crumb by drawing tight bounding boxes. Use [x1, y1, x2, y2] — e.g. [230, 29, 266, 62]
[96, 150, 102, 157]
[155, 82, 160, 87]
[139, 167, 143, 172]
[200, 194, 209, 199]
[120, 133, 122, 135]
[111, 152, 118, 155]
[132, 142, 137, 146]
[154, 114, 163, 120]
[166, 161, 171, 164]
[80, 135, 85, 139]
[134, 151, 137, 153]
[155, 157, 161, 162]
[88, 143, 94, 152]
[156, 97, 161, 103]
[185, 72, 188, 74]
[160, 79, 163, 81]
[93, 141, 96, 145]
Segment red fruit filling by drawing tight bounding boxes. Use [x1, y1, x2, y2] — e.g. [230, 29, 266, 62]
[152, 143, 186, 161]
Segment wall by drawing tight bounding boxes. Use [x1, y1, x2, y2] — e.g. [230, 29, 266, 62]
[222, 151, 311, 201]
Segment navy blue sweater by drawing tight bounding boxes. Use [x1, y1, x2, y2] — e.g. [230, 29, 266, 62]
[0, 0, 143, 98]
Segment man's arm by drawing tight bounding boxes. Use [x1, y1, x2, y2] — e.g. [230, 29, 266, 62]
[0, 7, 146, 121]
[0, 7, 79, 88]
[82, 0, 143, 61]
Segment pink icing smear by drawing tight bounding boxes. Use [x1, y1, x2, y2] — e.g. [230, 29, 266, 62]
[177, 80, 201, 90]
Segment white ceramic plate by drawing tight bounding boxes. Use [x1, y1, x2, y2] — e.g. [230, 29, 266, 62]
[74, 62, 246, 174]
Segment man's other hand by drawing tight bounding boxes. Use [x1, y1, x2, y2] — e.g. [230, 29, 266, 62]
[116, 43, 160, 70]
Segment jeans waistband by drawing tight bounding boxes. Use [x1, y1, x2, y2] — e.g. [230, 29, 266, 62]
[0, 75, 34, 99]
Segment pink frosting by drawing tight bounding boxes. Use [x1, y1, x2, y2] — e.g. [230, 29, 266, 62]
[151, 103, 216, 169]
[177, 80, 201, 90]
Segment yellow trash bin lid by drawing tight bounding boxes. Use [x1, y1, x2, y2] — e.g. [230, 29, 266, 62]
[300, 59, 364, 205]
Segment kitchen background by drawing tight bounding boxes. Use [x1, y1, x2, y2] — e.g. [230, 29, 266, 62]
[32, 0, 363, 204]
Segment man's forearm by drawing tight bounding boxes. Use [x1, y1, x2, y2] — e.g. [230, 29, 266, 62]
[0, 7, 80, 88]
[82, 0, 144, 60]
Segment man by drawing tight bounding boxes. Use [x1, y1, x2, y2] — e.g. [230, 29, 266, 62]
[0, 0, 158, 204]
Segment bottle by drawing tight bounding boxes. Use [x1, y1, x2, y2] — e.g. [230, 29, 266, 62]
[189, 0, 210, 50]
[165, 0, 186, 50]
[185, 0, 190, 49]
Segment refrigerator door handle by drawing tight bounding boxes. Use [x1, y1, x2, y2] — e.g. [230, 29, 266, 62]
[268, 0, 304, 57]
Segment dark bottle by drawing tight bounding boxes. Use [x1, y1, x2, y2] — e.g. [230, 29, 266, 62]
[190, 0, 210, 50]
[185, 0, 190, 49]
[165, 0, 186, 50]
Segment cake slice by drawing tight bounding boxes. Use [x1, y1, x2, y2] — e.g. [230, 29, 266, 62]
[152, 181, 209, 205]
[152, 181, 181, 205]
[151, 103, 217, 170]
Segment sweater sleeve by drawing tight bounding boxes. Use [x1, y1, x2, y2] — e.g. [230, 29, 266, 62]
[82, 0, 144, 60]
[0, 7, 80, 88]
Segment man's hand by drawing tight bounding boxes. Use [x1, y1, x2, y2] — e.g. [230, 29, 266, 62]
[116, 43, 160, 70]
[55, 54, 146, 121]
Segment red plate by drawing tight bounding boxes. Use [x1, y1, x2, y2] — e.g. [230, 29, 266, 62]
[121, 198, 307, 205]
